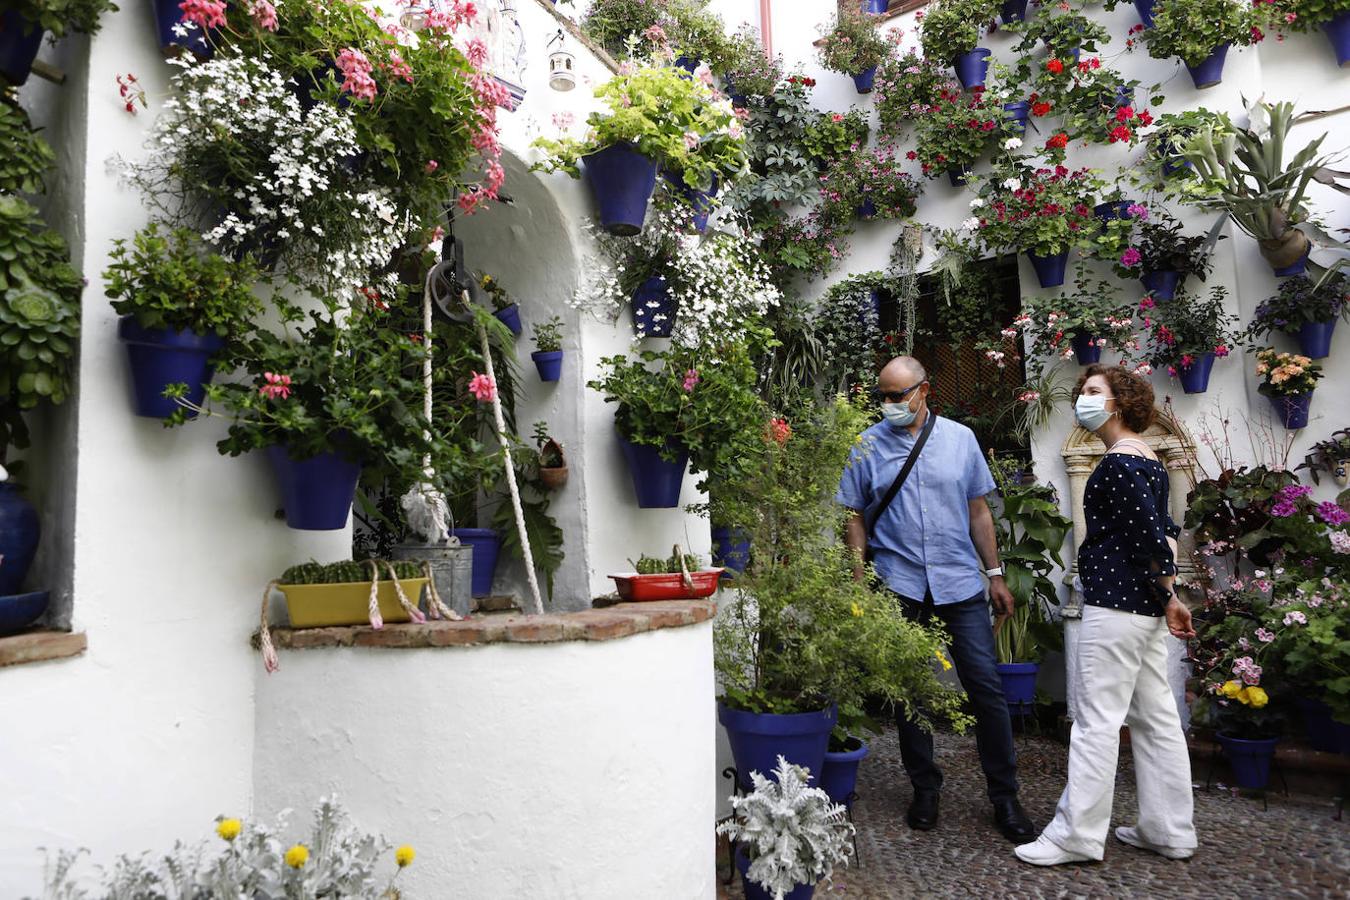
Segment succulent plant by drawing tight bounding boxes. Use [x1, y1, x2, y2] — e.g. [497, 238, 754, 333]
[279, 559, 424, 585]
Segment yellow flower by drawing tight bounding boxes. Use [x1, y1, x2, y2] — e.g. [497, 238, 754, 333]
[215, 818, 242, 842]
[850, 602, 864, 617]
[395, 845, 416, 868]
[1245, 686, 1269, 708]
[1220, 680, 1242, 698]
[285, 844, 309, 868]
[935, 649, 953, 672]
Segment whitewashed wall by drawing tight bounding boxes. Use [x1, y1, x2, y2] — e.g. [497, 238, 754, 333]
[0, 1, 711, 893]
[253, 623, 716, 900]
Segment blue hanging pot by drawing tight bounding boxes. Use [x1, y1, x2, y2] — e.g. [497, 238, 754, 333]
[1141, 269, 1180, 300]
[0, 11, 44, 87]
[632, 275, 675, 338]
[711, 525, 751, 576]
[153, 0, 216, 58]
[450, 527, 501, 597]
[493, 303, 523, 336]
[1070, 334, 1102, 364]
[952, 48, 991, 90]
[1324, 11, 1350, 67]
[851, 65, 877, 93]
[0, 483, 40, 596]
[1003, 101, 1030, 134]
[946, 163, 973, 188]
[1296, 320, 1335, 359]
[1217, 733, 1279, 789]
[118, 317, 224, 419]
[1001, 0, 1030, 23]
[662, 170, 718, 233]
[617, 432, 687, 508]
[1185, 43, 1229, 89]
[1268, 392, 1312, 429]
[862, 0, 889, 13]
[1272, 250, 1309, 277]
[532, 350, 564, 382]
[673, 55, 701, 77]
[1134, 0, 1157, 28]
[581, 144, 659, 236]
[1093, 200, 1134, 223]
[265, 447, 362, 531]
[1177, 352, 1215, 394]
[1026, 250, 1069, 287]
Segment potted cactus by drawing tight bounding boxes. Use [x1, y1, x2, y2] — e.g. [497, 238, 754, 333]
[608, 547, 722, 601]
[273, 559, 430, 629]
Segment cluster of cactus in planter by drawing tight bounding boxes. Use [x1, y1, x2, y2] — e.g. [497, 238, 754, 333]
[632, 551, 703, 574]
[279, 559, 423, 585]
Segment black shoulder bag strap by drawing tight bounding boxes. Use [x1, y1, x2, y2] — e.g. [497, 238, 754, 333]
[864, 412, 936, 561]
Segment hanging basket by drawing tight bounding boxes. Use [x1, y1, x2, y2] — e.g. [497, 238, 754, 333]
[580, 144, 659, 236]
[1026, 250, 1069, 287]
[1070, 334, 1102, 364]
[538, 437, 569, 490]
[1184, 43, 1229, 89]
[118, 317, 224, 419]
[0, 11, 44, 87]
[953, 48, 991, 90]
[1177, 352, 1215, 394]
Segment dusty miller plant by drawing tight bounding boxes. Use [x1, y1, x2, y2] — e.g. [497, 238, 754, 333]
[716, 755, 855, 900]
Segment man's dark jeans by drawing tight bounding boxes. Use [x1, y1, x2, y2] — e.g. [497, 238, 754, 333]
[894, 589, 1020, 802]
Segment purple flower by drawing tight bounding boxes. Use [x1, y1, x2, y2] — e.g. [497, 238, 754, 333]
[1276, 484, 1314, 501]
[1126, 203, 1149, 220]
[1120, 247, 1142, 267]
[1315, 501, 1350, 526]
[1269, 499, 1298, 518]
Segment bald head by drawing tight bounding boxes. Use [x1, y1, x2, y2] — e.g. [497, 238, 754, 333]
[880, 356, 927, 388]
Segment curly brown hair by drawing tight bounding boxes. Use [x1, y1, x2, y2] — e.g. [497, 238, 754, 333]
[1073, 364, 1157, 433]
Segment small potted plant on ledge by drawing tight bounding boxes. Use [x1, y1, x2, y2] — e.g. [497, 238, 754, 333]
[608, 546, 722, 601]
[105, 223, 263, 419]
[1255, 347, 1323, 429]
[920, 0, 1001, 90]
[272, 559, 429, 630]
[1141, 284, 1239, 394]
[971, 160, 1103, 287]
[532, 57, 748, 235]
[532, 421, 569, 491]
[477, 272, 521, 336]
[988, 456, 1071, 714]
[1144, 0, 1270, 88]
[1245, 273, 1348, 360]
[717, 756, 856, 900]
[1012, 273, 1138, 365]
[530, 315, 564, 381]
[817, 7, 889, 93]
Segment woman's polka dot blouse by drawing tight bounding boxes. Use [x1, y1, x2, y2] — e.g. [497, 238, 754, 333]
[1079, 453, 1180, 617]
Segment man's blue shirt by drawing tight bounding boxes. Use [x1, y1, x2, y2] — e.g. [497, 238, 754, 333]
[835, 415, 995, 604]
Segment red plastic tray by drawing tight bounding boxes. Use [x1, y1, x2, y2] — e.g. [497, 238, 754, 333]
[608, 570, 724, 601]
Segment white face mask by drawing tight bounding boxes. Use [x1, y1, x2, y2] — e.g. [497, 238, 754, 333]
[882, 402, 917, 428]
[1074, 394, 1115, 431]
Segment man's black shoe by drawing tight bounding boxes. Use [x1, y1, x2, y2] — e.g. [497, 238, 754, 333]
[993, 796, 1037, 844]
[906, 790, 940, 831]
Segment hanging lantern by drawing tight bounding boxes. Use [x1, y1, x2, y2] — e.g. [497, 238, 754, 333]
[547, 29, 575, 92]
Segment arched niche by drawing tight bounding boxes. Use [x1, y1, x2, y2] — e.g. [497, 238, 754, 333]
[1060, 409, 1203, 603]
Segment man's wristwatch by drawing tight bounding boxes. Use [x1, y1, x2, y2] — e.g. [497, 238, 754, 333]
[985, 566, 1004, 577]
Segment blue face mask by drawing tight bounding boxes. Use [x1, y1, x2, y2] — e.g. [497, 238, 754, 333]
[1074, 394, 1115, 431]
[881, 402, 917, 428]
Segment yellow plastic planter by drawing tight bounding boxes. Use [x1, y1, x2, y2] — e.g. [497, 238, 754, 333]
[278, 579, 428, 628]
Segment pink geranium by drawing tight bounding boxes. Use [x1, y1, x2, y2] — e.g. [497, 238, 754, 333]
[468, 371, 496, 403]
[682, 369, 700, 392]
[336, 48, 378, 101]
[258, 372, 292, 400]
[179, 0, 226, 30]
[249, 0, 277, 31]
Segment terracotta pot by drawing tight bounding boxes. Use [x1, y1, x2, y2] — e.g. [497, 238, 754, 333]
[539, 464, 569, 491]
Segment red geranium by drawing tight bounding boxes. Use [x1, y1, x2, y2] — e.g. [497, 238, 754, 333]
[1046, 132, 1068, 149]
[1031, 100, 1052, 116]
[1046, 58, 1065, 74]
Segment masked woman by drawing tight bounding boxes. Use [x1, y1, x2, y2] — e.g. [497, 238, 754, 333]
[1015, 364, 1198, 866]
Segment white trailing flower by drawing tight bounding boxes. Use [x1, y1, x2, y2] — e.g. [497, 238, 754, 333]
[960, 216, 981, 231]
[1001, 177, 1021, 191]
[717, 755, 854, 900]
[1003, 137, 1023, 150]
[969, 197, 985, 208]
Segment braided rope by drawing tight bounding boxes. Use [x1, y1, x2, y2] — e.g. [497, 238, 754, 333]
[675, 543, 694, 591]
[384, 561, 427, 623]
[422, 560, 463, 621]
[366, 559, 383, 630]
[259, 580, 280, 674]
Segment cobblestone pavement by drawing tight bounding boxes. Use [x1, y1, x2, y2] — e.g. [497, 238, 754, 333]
[717, 726, 1349, 899]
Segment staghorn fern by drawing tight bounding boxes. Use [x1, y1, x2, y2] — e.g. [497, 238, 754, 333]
[716, 756, 855, 900]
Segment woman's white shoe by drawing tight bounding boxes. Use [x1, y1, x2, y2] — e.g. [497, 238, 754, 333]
[1114, 826, 1194, 860]
[1013, 835, 1094, 866]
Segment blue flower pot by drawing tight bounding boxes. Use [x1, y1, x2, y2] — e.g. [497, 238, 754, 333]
[1268, 392, 1312, 430]
[1185, 43, 1229, 89]
[953, 48, 991, 90]
[997, 662, 1038, 709]
[663, 170, 718, 233]
[852, 65, 877, 93]
[1217, 733, 1279, 789]
[735, 847, 816, 900]
[718, 701, 837, 792]
[632, 275, 675, 337]
[1001, 0, 1030, 23]
[1134, 0, 1157, 28]
[1325, 11, 1350, 67]
[1158, 138, 1195, 178]
[532, 350, 563, 382]
[1093, 200, 1134, 223]
[1296, 698, 1350, 754]
[947, 163, 973, 187]
[0, 590, 49, 635]
[450, 527, 501, 597]
[863, 0, 889, 13]
[581, 144, 659, 236]
[1027, 250, 1069, 287]
[153, 0, 215, 58]
[265, 447, 362, 531]
[118, 317, 224, 419]
[673, 55, 701, 76]
[820, 738, 869, 808]
[1071, 334, 1102, 364]
[1141, 269, 1180, 300]
[617, 434, 687, 508]
[1177, 352, 1215, 394]
[1273, 251, 1309, 277]
[493, 303, 523, 336]
[1297, 320, 1335, 359]
[856, 198, 877, 219]
[0, 483, 40, 596]
[711, 525, 751, 576]
[1003, 101, 1030, 134]
[0, 11, 44, 87]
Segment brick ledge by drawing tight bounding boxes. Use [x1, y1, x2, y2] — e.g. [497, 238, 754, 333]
[0, 630, 88, 668]
[260, 600, 717, 652]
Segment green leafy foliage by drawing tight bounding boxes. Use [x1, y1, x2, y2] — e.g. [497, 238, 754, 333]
[920, 0, 1000, 62]
[0, 100, 55, 195]
[532, 316, 563, 354]
[492, 491, 565, 600]
[7, 0, 118, 39]
[817, 8, 889, 75]
[1146, 0, 1268, 66]
[103, 223, 263, 336]
[1142, 285, 1239, 371]
[874, 51, 955, 141]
